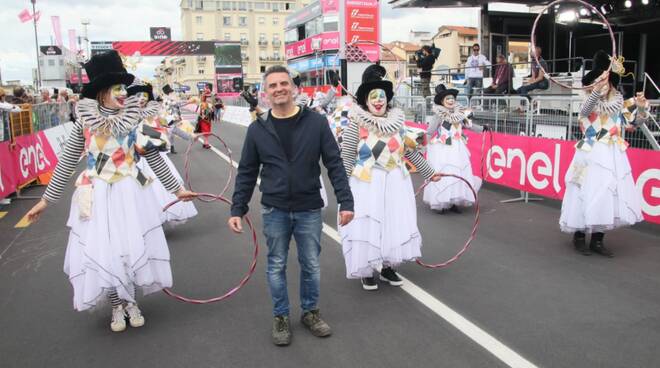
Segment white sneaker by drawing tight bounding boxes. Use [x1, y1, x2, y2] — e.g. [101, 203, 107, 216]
[125, 303, 145, 328]
[110, 306, 127, 332]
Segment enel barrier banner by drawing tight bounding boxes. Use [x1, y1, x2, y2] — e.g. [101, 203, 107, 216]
[463, 130, 660, 224]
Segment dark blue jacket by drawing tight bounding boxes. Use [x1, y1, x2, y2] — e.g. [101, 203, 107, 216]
[230, 107, 354, 217]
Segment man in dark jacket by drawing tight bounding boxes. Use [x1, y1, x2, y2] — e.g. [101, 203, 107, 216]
[416, 45, 437, 97]
[228, 65, 354, 347]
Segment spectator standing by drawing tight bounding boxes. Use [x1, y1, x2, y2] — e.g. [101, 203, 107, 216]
[416, 46, 437, 97]
[465, 43, 491, 99]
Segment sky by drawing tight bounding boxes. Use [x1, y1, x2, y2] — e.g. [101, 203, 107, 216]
[0, 0, 479, 84]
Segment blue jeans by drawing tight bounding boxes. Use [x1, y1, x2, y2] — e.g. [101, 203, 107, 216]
[261, 206, 322, 316]
[466, 78, 483, 99]
[516, 80, 549, 98]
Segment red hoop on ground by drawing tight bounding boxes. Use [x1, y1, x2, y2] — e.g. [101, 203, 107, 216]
[414, 173, 480, 269]
[183, 132, 235, 201]
[531, 0, 617, 90]
[162, 193, 259, 304]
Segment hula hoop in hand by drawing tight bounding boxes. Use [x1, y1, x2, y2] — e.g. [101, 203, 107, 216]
[531, 0, 617, 90]
[162, 193, 259, 304]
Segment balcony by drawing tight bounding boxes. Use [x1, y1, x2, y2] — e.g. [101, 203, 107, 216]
[259, 56, 283, 63]
[258, 40, 268, 47]
[272, 40, 281, 47]
[240, 39, 249, 46]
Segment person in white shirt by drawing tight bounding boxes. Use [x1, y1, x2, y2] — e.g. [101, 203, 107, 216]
[464, 43, 491, 99]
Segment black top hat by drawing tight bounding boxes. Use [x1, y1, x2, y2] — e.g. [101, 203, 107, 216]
[162, 84, 174, 95]
[355, 64, 393, 109]
[81, 50, 135, 99]
[433, 84, 459, 106]
[582, 50, 620, 88]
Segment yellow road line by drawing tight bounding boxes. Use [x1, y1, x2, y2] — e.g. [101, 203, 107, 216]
[0, 211, 7, 219]
[14, 214, 32, 228]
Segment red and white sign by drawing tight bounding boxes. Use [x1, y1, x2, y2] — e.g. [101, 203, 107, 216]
[320, 0, 339, 14]
[285, 32, 340, 59]
[344, 0, 380, 62]
[464, 131, 660, 224]
[0, 141, 17, 199]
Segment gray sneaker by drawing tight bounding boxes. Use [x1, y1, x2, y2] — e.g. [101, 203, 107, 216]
[301, 309, 332, 337]
[272, 315, 291, 346]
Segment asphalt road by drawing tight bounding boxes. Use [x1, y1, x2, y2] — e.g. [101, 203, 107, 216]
[1, 119, 658, 368]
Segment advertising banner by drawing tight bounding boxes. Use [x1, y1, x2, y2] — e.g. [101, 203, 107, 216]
[40, 45, 62, 56]
[111, 41, 216, 56]
[285, 32, 340, 59]
[214, 43, 243, 95]
[344, 0, 380, 62]
[0, 141, 17, 199]
[463, 130, 660, 224]
[150, 27, 172, 41]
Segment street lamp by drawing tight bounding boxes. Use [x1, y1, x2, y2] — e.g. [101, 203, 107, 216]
[81, 18, 90, 59]
[31, 0, 42, 88]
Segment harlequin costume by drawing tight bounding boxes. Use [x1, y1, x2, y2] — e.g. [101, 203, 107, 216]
[559, 50, 647, 256]
[135, 88, 198, 226]
[197, 93, 214, 148]
[339, 65, 436, 288]
[423, 85, 482, 212]
[41, 51, 181, 313]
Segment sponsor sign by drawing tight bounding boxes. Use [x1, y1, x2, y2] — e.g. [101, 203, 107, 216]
[150, 27, 172, 41]
[285, 32, 340, 59]
[344, 0, 380, 62]
[40, 45, 62, 55]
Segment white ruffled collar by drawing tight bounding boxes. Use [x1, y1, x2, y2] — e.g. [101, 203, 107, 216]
[594, 90, 623, 116]
[432, 104, 467, 124]
[350, 104, 404, 135]
[76, 95, 141, 136]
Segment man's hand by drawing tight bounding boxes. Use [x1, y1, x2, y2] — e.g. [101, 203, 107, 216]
[228, 216, 243, 233]
[338, 211, 354, 226]
[635, 92, 648, 109]
[175, 188, 196, 202]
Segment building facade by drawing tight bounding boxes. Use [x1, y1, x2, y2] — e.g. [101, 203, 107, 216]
[431, 26, 479, 73]
[178, 0, 309, 90]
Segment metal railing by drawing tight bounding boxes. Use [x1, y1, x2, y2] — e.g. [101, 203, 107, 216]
[1, 101, 76, 142]
[468, 96, 531, 136]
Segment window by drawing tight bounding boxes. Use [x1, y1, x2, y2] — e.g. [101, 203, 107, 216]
[260, 66, 266, 73]
[39, 60, 44, 66]
[258, 17, 265, 24]
[273, 51, 280, 59]
[255, 2, 265, 9]
[273, 33, 280, 41]
[223, 16, 232, 25]
[196, 33, 204, 40]
[196, 16, 203, 24]
[272, 3, 279, 11]
[59, 59, 64, 66]
[48, 59, 55, 66]
[224, 33, 231, 41]
[260, 50, 267, 59]
[240, 33, 247, 41]
[238, 1, 247, 10]
[239, 16, 247, 26]
[222, 1, 231, 10]
[259, 33, 266, 41]
[273, 17, 279, 25]
[195, 0, 203, 9]
[241, 51, 248, 59]
[198, 69, 205, 74]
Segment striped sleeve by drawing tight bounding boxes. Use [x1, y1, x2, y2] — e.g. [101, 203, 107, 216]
[580, 90, 601, 117]
[340, 120, 360, 178]
[42, 121, 85, 203]
[405, 150, 435, 180]
[143, 149, 180, 193]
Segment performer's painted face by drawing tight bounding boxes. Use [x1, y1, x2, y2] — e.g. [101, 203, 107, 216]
[137, 92, 149, 108]
[367, 89, 387, 116]
[443, 95, 456, 109]
[102, 84, 127, 109]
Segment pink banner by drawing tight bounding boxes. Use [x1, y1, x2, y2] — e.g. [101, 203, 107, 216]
[0, 141, 17, 199]
[18, 9, 32, 23]
[463, 130, 660, 224]
[11, 132, 58, 187]
[51, 16, 63, 47]
[285, 32, 340, 59]
[68, 29, 77, 53]
[344, 0, 380, 62]
[320, 0, 338, 13]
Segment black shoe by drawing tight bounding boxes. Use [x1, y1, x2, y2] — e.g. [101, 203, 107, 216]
[449, 205, 462, 214]
[272, 315, 291, 346]
[301, 309, 332, 337]
[361, 277, 378, 291]
[379, 267, 403, 286]
[590, 239, 614, 258]
[573, 233, 590, 256]
[170, 146, 177, 154]
[203, 144, 211, 149]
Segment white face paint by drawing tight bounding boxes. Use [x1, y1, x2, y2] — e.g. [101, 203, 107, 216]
[102, 84, 127, 109]
[443, 95, 456, 109]
[137, 92, 149, 108]
[367, 89, 387, 116]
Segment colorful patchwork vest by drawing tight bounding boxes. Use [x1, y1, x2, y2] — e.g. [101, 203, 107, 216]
[429, 105, 471, 145]
[575, 96, 638, 152]
[349, 106, 424, 182]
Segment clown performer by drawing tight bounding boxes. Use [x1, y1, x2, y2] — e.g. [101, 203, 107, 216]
[133, 84, 199, 226]
[339, 64, 442, 291]
[197, 84, 215, 149]
[24, 50, 195, 332]
[560, 50, 648, 257]
[161, 84, 184, 153]
[423, 85, 482, 213]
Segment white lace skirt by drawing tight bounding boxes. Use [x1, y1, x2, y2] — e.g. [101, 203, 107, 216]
[64, 177, 173, 311]
[137, 152, 198, 225]
[339, 167, 422, 279]
[559, 142, 643, 233]
[423, 141, 482, 210]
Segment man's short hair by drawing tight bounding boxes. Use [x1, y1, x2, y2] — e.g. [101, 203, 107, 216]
[262, 65, 293, 86]
[473, 43, 480, 48]
[497, 54, 506, 60]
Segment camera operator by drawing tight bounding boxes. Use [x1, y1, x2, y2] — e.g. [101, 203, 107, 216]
[416, 45, 438, 97]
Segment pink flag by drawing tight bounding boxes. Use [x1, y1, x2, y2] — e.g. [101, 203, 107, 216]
[52, 16, 63, 47]
[68, 29, 77, 53]
[33, 11, 42, 22]
[18, 9, 32, 23]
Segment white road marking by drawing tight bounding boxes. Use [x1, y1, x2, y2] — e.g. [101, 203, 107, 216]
[196, 126, 538, 368]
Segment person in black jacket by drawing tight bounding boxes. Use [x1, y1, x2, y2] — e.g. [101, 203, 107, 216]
[228, 65, 354, 347]
[416, 45, 437, 97]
